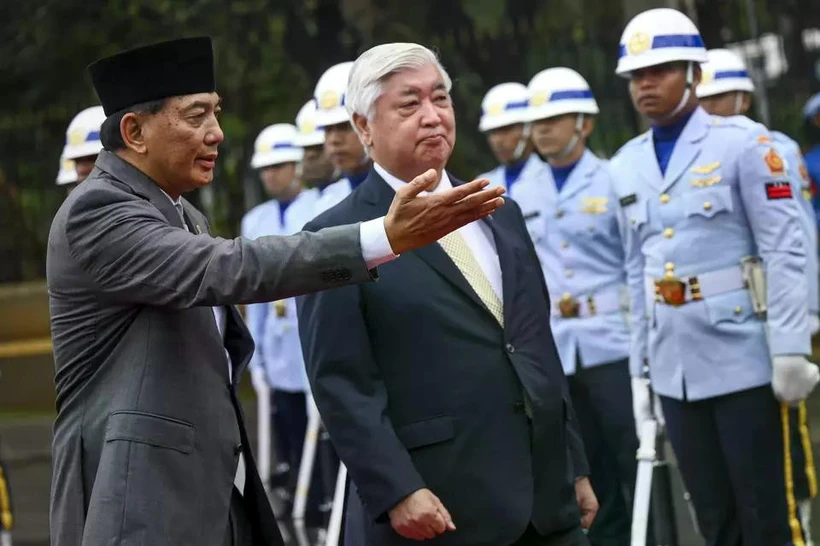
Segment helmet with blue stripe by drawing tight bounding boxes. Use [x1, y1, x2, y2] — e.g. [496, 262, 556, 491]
[294, 100, 325, 148]
[478, 83, 530, 132]
[524, 67, 599, 122]
[251, 123, 304, 169]
[62, 106, 105, 160]
[697, 49, 754, 98]
[55, 155, 78, 186]
[615, 8, 707, 77]
[313, 62, 354, 129]
[803, 93, 820, 121]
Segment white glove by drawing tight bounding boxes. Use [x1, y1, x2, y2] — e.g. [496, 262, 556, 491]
[772, 355, 820, 405]
[810, 314, 820, 337]
[250, 365, 268, 394]
[631, 377, 653, 433]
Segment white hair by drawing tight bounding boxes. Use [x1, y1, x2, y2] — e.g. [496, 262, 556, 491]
[345, 43, 453, 124]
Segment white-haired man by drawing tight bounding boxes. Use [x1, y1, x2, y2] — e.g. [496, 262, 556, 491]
[297, 43, 597, 546]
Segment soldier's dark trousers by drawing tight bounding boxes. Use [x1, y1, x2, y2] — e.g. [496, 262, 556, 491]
[567, 358, 639, 546]
[661, 385, 807, 546]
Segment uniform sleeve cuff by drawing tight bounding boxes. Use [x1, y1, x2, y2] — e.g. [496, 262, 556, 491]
[768, 328, 811, 356]
[360, 217, 399, 270]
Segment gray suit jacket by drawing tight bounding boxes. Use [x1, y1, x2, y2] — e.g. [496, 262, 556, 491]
[47, 151, 374, 545]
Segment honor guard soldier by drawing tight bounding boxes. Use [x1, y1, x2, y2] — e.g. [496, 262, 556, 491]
[241, 123, 319, 514]
[698, 50, 820, 543]
[476, 82, 543, 192]
[610, 8, 819, 545]
[312, 62, 372, 215]
[803, 93, 820, 227]
[56, 106, 106, 190]
[512, 67, 639, 545]
[294, 99, 335, 192]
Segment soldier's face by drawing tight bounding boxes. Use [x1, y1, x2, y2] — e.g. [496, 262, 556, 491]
[486, 124, 525, 165]
[300, 145, 334, 186]
[74, 156, 97, 181]
[532, 114, 579, 157]
[323, 123, 365, 174]
[259, 162, 297, 198]
[140, 92, 224, 193]
[699, 91, 751, 117]
[354, 63, 455, 180]
[629, 62, 693, 120]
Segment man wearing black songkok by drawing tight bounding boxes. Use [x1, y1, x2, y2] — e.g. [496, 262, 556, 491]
[45, 37, 505, 546]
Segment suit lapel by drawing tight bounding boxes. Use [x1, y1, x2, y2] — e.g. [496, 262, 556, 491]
[558, 150, 597, 203]
[637, 133, 665, 192]
[480, 214, 518, 323]
[661, 110, 709, 192]
[361, 170, 496, 319]
[96, 150, 186, 229]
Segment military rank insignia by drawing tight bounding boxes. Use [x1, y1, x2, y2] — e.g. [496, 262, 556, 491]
[273, 300, 287, 317]
[580, 197, 608, 214]
[764, 148, 785, 176]
[765, 181, 793, 200]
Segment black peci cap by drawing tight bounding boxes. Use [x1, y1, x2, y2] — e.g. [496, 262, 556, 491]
[88, 37, 216, 116]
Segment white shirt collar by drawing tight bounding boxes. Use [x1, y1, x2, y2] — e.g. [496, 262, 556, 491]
[373, 162, 451, 196]
[158, 188, 183, 207]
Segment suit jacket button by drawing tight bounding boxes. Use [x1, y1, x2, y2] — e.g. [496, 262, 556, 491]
[506, 343, 515, 354]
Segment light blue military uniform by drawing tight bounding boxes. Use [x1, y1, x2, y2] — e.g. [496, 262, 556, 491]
[315, 177, 355, 216]
[512, 150, 629, 376]
[610, 107, 810, 401]
[242, 189, 319, 391]
[773, 131, 819, 317]
[478, 154, 544, 192]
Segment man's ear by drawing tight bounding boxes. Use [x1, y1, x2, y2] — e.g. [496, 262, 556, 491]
[352, 113, 372, 149]
[120, 112, 148, 154]
[581, 116, 596, 139]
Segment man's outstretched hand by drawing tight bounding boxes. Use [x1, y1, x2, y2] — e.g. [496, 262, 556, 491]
[384, 169, 505, 255]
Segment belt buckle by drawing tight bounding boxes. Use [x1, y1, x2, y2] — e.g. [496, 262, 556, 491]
[558, 294, 580, 318]
[655, 277, 687, 307]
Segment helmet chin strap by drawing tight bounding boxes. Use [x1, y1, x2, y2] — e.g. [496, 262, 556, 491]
[547, 114, 584, 162]
[652, 62, 694, 124]
[733, 92, 744, 116]
[512, 122, 532, 162]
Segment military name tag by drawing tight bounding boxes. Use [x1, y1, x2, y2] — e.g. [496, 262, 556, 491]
[619, 194, 637, 207]
[522, 210, 541, 221]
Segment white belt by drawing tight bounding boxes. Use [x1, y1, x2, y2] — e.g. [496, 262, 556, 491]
[552, 285, 626, 319]
[645, 264, 746, 306]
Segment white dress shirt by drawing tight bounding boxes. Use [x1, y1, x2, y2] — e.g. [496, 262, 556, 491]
[374, 163, 503, 301]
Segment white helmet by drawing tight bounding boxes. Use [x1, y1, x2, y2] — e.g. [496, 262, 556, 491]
[250, 124, 303, 169]
[616, 8, 707, 77]
[56, 155, 78, 186]
[313, 62, 353, 129]
[478, 83, 530, 132]
[697, 48, 754, 98]
[62, 106, 106, 160]
[294, 100, 325, 147]
[525, 68, 599, 122]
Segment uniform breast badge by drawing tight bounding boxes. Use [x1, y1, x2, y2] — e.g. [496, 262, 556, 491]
[558, 293, 581, 318]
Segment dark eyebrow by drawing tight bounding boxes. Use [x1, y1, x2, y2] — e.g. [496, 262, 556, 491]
[182, 98, 222, 113]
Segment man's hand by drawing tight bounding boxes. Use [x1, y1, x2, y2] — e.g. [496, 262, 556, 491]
[388, 488, 456, 540]
[575, 477, 598, 530]
[772, 355, 820, 405]
[384, 169, 505, 255]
